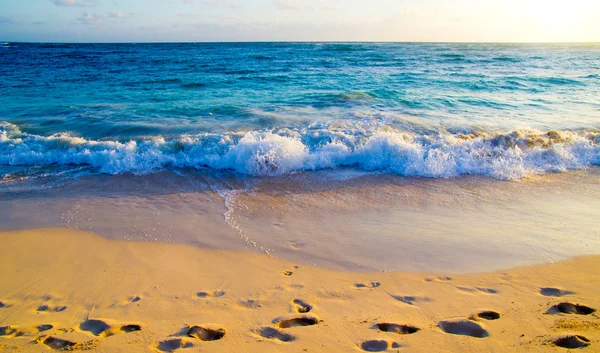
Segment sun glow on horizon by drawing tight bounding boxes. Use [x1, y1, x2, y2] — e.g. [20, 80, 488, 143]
[0, 0, 598, 43]
[512, 0, 595, 42]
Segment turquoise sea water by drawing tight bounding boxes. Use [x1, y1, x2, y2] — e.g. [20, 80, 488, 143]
[1, 42, 599, 182]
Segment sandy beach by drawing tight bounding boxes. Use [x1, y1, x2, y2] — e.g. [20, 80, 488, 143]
[0, 228, 598, 352]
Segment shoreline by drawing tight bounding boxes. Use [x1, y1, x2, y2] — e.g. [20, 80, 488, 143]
[1, 228, 599, 352]
[2, 169, 600, 273]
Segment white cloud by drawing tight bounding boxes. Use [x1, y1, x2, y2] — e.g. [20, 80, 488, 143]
[183, 0, 241, 8]
[77, 12, 104, 25]
[51, 0, 99, 7]
[274, 0, 303, 10]
[109, 11, 134, 19]
[75, 11, 133, 25]
[177, 13, 202, 18]
[210, 0, 241, 8]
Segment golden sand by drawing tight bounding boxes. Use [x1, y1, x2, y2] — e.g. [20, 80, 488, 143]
[0, 228, 598, 352]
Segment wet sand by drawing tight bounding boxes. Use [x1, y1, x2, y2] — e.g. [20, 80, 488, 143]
[1, 169, 600, 272]
[0, 228, 599, 352]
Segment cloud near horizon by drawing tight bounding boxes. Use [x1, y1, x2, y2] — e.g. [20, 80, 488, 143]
[51, 0, 98, 7]
[274, 0, 305, 11]
[109, 12, 134, 19]
[76, 12, 103, 25]
[183, 0, 242, 9]
[76, 11, 133, 25]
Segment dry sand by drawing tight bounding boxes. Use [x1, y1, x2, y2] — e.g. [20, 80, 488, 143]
[0, 228, 599, 352]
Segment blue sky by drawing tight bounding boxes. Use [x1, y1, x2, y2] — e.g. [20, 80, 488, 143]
[1, 0, 599, 42]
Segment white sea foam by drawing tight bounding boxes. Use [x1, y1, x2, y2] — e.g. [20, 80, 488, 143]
[1, 122, 598, 180]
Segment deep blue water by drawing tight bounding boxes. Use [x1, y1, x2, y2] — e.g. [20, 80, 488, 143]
[0, 42, 599, 181]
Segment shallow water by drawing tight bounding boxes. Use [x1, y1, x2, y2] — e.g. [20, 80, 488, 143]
[1, 169, 598, 273]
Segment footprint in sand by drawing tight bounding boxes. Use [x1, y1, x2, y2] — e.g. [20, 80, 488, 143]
[473, 311, 501, 321]
[102, 324, 143, 337]
[41, 336, 76, 350]
[548, 302, 596, 315]
[287, 241, 305, 250]
[238, 299, 263, 309]
[37, 324, 54, 332]
[253, 327, 295, 342]
[272, 283, 304, 293]
[389, 294, 433, 306]
[37, 336, 98, 351]
[360, 340, 400, 352]
[540, 287, 575, 297]
[187, 325, 226, 341]
[355, 282, 381, 289]
[1, 324, 54, 337]
[438, 319, 489, 338]
[374, 323, 419, 335]
[120, 324, 142, 333]
[154, 338, 194, 352]
[110, 296, 143, 308]
[424, 276, 452, 282]
[293, 299, 312, 313]
[37, 304, 67, 313]
[80, 319, 142, 337]
[0, 326, 17, 336]
[276, 316, 320, 328]
[80, 319, 111, 336]
[197, 290, 226, 299]
[553, 335, 591, 349]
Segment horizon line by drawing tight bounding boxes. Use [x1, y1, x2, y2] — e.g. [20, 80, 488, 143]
[3, 40, 600, 45]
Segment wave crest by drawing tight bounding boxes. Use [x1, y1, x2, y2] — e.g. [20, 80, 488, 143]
[1, 122, 598, 180]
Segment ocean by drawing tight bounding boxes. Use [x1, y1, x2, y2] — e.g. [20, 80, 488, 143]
[1, 42, 599, 181]
[1, 42, 599, 272]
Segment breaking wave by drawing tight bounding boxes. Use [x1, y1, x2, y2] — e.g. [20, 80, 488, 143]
[1, 122, 598, 180]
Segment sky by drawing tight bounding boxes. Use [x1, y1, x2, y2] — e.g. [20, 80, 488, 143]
[0, 0, 599, 43]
